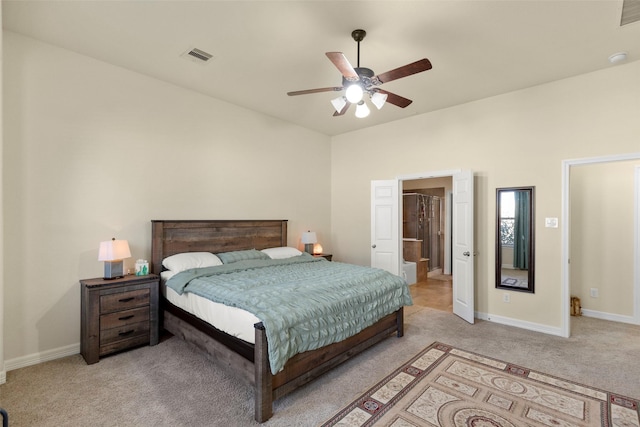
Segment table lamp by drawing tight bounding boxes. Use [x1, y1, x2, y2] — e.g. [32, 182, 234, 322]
[301, 231, 317, 254]
[98, 238, 131, 279]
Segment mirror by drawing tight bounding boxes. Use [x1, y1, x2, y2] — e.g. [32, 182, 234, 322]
[496, 186, 535, 293]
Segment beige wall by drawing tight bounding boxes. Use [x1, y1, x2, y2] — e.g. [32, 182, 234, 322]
[3, 29, 640, 368]
[331, 60, 640, 331]
[2, 32, 331, 364]
[570, 161, 637, 318]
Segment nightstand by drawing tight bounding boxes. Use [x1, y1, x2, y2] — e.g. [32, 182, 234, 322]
[313, 253, 333, 261]
[80, 274, 160, 364]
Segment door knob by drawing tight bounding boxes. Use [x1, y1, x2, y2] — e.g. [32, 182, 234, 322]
[463, 251, 470, 256]
[371, 244, 377, 248]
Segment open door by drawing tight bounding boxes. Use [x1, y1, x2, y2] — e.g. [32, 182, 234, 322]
[371, 180, 401, 275]
[371, 172, 475, 324]
[452, 170, 475, 323]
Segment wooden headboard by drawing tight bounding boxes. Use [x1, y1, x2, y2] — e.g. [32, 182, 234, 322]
[150, 220, 288, 274]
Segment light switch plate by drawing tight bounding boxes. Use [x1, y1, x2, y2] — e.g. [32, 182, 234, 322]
[545, 217, 558, 228]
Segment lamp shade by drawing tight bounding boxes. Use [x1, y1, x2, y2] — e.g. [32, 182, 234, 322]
[301, 231, 317, 244]
[98, 239, 131, 261]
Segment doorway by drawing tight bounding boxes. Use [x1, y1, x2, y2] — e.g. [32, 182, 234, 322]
[561, 153, 640, 337]
[402, 178, 452, 312]
[371, 170, 475, 323]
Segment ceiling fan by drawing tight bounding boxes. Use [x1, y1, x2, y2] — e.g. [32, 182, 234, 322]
[287, 29, 432, 118]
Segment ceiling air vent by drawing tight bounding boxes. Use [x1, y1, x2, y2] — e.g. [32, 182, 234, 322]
[181, 47, 214, 64]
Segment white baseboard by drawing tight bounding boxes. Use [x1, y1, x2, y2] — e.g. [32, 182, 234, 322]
[4, 343, 80, 372]
[0, 370, 6, 384]
[580, 308, 639, 325]
[476, 311, 563, 336]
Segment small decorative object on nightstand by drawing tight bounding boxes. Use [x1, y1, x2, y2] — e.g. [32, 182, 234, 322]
[80, 274, 159, 364]
[313, 253, 333, 261]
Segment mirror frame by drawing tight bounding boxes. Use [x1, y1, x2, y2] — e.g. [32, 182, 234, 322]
[495, 186, 535, 293]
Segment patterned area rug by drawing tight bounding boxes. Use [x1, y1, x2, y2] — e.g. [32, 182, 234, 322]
[321, 342, 640, 427]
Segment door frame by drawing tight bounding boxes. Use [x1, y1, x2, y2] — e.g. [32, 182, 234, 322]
[397, 169, 476, 324]
[561, 152, 640, 337]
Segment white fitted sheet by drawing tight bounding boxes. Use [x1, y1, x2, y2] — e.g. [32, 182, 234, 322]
[161, 271, 259, 344]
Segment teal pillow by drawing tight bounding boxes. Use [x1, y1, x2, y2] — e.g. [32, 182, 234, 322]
[217, 249, 270, 264]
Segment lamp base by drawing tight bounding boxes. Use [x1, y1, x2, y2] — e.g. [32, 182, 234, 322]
[304, 243, 314, 254]
[103, 260, 125, 280]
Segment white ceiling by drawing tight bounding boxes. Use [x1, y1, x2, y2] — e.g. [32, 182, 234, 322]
[3, 0, 639, 136]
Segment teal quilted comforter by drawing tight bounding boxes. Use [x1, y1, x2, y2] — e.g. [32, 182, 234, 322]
[166, 253, 412, 374]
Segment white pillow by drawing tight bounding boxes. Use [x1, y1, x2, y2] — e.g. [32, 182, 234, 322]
[160, 270, 176, 282]
[261, 247, 303, 259]
[162, 252, 222, 273]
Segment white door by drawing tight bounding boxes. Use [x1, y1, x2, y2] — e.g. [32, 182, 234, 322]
[371, 180, 401, 275]
[452, 170, 475, 323]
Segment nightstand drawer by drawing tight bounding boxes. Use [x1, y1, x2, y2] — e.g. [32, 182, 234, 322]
[100, 306, 149, 330]
[100, 333, 150, 356]
[100, 320, 150, 348]
[100, 288, 149, 313]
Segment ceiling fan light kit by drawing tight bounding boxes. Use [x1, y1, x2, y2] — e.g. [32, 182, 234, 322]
[345, 84, 364, 103]
[331, 96, 347, 114]
[287, 29, 432, 119]
[355, 101, 370, 118]
[371, 91, 388, 110]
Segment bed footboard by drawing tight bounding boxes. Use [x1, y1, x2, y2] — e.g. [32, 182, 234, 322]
[253, 307, 404, 423]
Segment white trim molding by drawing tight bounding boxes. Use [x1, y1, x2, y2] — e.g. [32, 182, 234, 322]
[581, 309, 638, 325]
[476, 311, 563, 337]
[4, 343, 79, 372]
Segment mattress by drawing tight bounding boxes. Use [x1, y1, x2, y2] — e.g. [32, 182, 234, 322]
[161, 271, 259, 344]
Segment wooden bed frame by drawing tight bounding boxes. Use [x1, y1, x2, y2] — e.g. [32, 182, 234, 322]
[151, 219, 404, 422]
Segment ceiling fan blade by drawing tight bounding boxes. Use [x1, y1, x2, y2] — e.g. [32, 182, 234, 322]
[326, 52, 359, 81]
[374, 58, 432, 84]
[374, 89, 413, 108]
[287, 87, 343, 96]
[333, 102, 351, 116]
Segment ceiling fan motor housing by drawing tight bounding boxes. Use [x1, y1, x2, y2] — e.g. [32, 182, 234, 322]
[343, 67, 375, 89]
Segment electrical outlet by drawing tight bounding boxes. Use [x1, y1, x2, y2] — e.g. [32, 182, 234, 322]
[503, 293, 510, 303]
[590, 288, 599, 298]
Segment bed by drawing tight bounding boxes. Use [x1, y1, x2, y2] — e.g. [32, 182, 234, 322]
[151, 219, 410, 422]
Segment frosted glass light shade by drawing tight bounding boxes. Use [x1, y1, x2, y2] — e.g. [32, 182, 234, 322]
[371, 91, 388, 110]
[331, 96, 347, 113]
[355, 102, 370, 118]
[345, 84, 364, 103]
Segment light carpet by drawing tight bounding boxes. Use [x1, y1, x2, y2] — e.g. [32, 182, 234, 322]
[322, 342, 640, 427]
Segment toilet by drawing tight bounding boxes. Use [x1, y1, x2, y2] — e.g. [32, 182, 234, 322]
[402, 260, 417, 285]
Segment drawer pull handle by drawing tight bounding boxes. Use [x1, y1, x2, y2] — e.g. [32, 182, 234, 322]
[118, 315, 134, 321]
[119, 330, 135, 336]
[118, 297, 135, 303]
